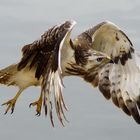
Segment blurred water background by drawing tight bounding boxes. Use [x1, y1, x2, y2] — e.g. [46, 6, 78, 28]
[0, 0, 140, 140]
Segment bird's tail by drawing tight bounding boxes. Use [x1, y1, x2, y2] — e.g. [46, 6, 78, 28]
[0, 64, 18, 85]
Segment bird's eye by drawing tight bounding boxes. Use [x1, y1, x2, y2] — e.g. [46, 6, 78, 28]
[96, 58, 103, 62]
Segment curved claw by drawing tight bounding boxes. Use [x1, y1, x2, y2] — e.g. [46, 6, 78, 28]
[29, 103, 33, 108]
[29, 99, 42, 116]
[36, 112, 41, 116]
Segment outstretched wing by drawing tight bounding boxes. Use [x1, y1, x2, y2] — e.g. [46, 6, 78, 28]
[74, 21, 140, 124]
[18, 20, 76, 126]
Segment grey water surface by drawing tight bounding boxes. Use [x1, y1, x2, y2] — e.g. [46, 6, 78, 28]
[0, 0, 140, 140]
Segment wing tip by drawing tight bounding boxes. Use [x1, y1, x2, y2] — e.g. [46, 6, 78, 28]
[98, 85, 111, 100]
[69, 20, 77, 26]
[62, 20, 77, 31]
[125, 99, 140, 124]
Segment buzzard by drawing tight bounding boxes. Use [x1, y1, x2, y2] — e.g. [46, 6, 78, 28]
[0, 20, 140, 126]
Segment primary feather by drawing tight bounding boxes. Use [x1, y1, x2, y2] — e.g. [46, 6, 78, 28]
[18, 20, 77, 126]
[74, 21, 140, 124]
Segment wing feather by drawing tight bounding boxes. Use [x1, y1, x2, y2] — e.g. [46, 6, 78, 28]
[18, 20, 76, 126]
[74, 21, 140, 124]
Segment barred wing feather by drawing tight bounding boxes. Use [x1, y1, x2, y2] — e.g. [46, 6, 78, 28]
[75, 21, 140, 124]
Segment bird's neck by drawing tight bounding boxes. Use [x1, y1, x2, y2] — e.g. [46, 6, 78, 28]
[61, 41, 89, 77]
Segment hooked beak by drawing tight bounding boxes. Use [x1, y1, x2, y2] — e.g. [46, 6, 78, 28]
[106, 55, 114, 64]
[109, 59, 114, 63]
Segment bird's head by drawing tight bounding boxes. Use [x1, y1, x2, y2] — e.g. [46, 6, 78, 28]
[70, 38, 112, 71]
[81, 49, 112, 86]
[84, 49, 112, 72]
[72, 41, 112, 68]
[66, 42, 112, 77]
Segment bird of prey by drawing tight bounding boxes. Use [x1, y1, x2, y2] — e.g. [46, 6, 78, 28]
[0, 20, 140, 126]
[0, 20, 111, 126]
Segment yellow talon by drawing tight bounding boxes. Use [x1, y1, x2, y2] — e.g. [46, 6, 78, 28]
[2, 88, 24, 114]
[2, 99, 16, 114]
[29, 93, 43, 116]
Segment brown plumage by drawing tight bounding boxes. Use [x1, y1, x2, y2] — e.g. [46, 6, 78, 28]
[0, 20, 111, 126]
[1, 20, 140, 126]
[74, 21, 140, 124]
[0, 20, 77, 126]
[3, 20, 140, 125]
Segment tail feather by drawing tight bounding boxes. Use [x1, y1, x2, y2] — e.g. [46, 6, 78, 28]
[0, 64, 17, 85]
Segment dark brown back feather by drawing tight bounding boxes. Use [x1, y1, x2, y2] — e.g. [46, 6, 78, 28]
[18, 21, 72, 80]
